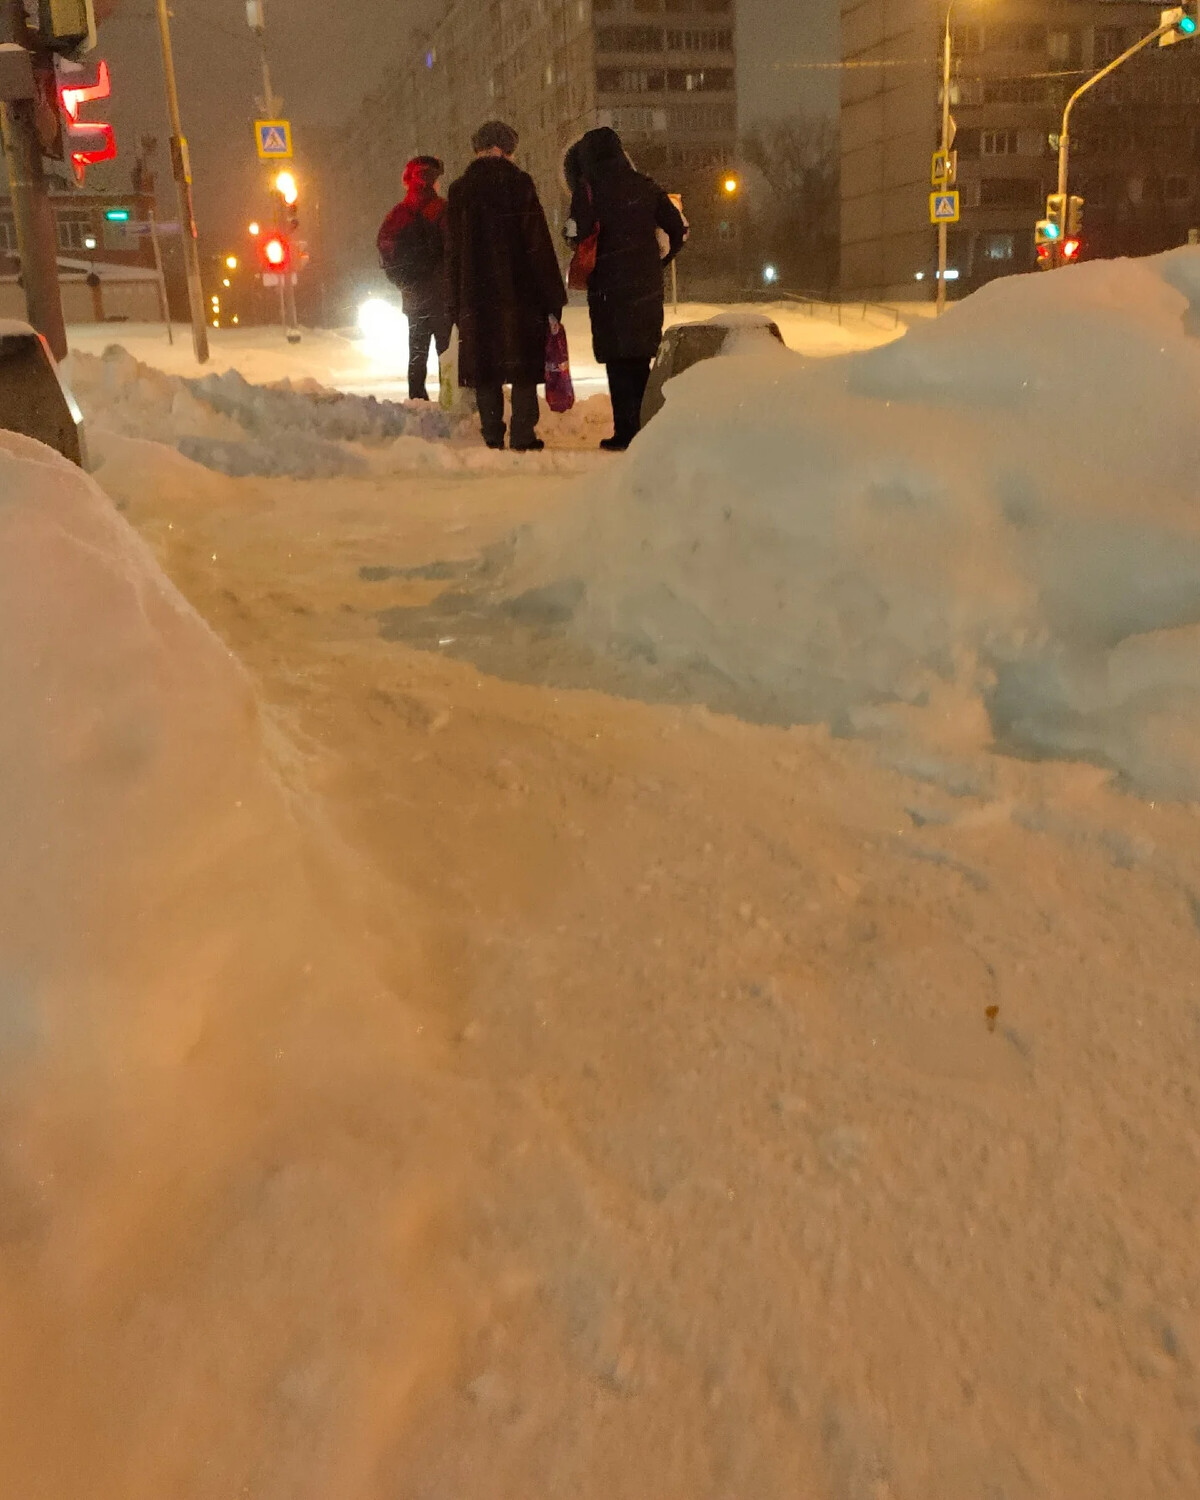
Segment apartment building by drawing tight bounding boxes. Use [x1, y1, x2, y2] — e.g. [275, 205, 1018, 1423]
[317, 0, 739, 311]
[840, 1, 1200, 300]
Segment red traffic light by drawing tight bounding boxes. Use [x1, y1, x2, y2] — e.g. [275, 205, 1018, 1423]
[1061, 237, 1082, 263]
[259, 233, 291, 272]
[58, 58, 116, 183]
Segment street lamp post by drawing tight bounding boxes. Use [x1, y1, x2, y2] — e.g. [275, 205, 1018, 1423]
[936, 5, 953, 315]
[246, 0, 282, 117]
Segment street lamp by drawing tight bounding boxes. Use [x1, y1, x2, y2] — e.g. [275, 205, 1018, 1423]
[248, 221, 261, 237]
[225, 254, 238, 270]
[1055, 8, 1198, 243]
[722, 174, 739, 196]
[936, 3, 957, 316]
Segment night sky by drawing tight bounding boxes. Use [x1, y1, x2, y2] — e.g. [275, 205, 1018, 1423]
[95, 0, 837, 249]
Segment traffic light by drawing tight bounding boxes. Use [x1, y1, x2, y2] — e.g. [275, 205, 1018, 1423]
[1061, 237, 1082, 263]
[38, 0, 97, 57]
[1067, 196, 1084, 236]
[274, 170, 300, 233]
[1160, 4, 1198, 44]
[58, 58, 115, 183]
[258, 232, 291, 274]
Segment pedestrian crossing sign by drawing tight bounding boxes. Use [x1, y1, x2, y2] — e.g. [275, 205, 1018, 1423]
[930, 190, 960, 224]
[255, 119, 293, 159]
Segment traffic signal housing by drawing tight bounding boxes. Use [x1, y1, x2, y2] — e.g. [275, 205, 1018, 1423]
[38, 0, 97, 57]
[274, 171, 300, 233]
[1067, 196, 1084, 236]
[259, 232, 292, 274]
[1160, 4, 1198, 44]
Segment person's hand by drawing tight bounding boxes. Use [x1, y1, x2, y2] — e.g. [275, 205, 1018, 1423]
[548, 314, 561, 333]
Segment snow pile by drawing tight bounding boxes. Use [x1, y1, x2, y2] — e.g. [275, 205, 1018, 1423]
[0, 433, 453, 1493]
[512, 249, 1200, 798]
[66, 344, 613, 478]
[65, 344, 458, 478]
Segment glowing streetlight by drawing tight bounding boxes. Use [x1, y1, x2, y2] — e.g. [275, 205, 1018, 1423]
[225, 254, 238, 270]
[722, 174, 739, 196]
[248, 221, 261, 237]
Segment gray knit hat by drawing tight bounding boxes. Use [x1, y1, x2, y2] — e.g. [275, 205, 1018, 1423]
[472, 120, 519, 155]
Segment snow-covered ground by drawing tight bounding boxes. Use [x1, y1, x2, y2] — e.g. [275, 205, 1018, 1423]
[4, 258, 1200, 1498]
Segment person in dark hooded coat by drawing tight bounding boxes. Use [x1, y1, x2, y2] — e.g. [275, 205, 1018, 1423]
[445, 121, 567, 451]
[564, 127, 687, 450]
[377, 156, 450, 402]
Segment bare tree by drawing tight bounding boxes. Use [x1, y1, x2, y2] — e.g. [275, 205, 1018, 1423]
[742, 111, 839, 293]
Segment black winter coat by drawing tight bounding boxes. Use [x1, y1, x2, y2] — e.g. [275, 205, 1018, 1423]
[568, 158, 687, 364]
[445, 156, 567, 388]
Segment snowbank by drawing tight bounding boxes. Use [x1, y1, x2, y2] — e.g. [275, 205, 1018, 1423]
[66, 345, 613, 479]
[0, 433, 454, 1495]
[510, 249, 1200, 799]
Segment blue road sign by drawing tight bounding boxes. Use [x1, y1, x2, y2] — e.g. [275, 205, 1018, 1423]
[930, 191, 960, 224]
[255, 119, 293, 159]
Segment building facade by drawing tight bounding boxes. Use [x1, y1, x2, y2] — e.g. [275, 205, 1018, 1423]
[316, 0, 738, 319]
[0, 179, 167, 324]
[841, 1, 1200, 300]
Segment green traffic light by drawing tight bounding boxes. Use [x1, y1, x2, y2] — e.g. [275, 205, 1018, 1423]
[1182, 15, 1197, 32]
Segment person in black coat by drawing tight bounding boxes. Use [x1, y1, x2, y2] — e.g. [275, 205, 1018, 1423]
[445, 121, 567, 451]
[564, 127, 687, 451]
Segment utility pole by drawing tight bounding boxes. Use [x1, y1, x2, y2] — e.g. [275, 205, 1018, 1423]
[936, 6, 953, 316]
[246, 0, 282, 116]
[153, 0, 208, 363]
[0, 1, 67, 358]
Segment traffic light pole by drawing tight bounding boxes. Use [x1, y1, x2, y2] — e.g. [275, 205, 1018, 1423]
[0, 2, 67, 358]
[153, 0, 208, 364]
[0, 96, 68, 359]
[1056, 16, 1192, 260]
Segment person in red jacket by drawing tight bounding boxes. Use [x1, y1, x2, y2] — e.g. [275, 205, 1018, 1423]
[377, 156, 450, 401]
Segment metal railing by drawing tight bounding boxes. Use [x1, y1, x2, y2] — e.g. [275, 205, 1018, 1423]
[745, 289, 909, 331]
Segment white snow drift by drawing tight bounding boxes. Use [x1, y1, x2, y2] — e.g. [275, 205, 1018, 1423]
[0, 432, 455, 1496]
[513, 249, 1200, 798]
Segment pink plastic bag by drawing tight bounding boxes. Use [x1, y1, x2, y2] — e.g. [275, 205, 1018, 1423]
[544, 318, 575, 414]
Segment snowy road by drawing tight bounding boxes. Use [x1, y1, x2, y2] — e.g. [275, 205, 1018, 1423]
[64, 297, 912, 402]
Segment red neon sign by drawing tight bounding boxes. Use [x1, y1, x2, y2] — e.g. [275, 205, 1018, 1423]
[59, 60, 116, 183]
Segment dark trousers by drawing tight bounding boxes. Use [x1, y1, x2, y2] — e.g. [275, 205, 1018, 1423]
[606, 357, 653, 444]
[408, 312, 449, 400]
[476, 382, 540, 449]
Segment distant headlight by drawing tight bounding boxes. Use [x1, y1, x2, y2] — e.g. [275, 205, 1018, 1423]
[357, 298, 406, 358]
